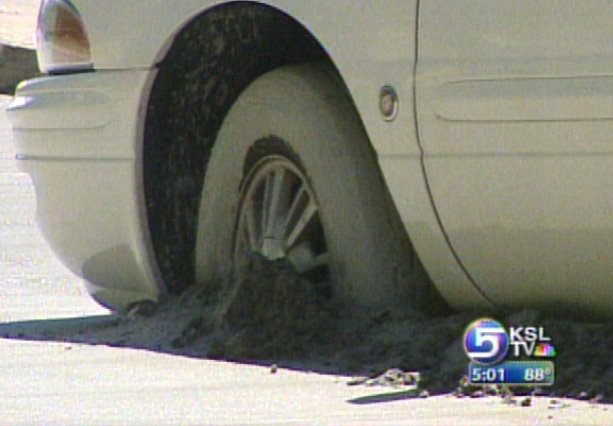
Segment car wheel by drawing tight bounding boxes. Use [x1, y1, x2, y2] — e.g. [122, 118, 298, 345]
[195, 64, 441, 309]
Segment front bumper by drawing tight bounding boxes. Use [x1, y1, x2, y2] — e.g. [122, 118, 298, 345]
[7, 69, 165, 311]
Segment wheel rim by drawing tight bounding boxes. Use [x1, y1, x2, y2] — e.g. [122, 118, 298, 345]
[234, 155, 329, 282]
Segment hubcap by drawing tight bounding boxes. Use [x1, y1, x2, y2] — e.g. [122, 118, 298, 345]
[235, 156, 329, 282]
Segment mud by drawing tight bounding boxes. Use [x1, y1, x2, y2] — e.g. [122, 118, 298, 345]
[5, 256, 612, 403]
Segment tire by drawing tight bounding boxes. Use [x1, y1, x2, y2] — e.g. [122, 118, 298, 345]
[195, 64, 440, 310]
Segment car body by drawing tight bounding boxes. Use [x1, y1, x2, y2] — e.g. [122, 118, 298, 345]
[8, 0, 613, 317]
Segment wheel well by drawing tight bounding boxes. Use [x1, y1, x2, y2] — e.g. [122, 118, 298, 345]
[143, 2, 333, 293]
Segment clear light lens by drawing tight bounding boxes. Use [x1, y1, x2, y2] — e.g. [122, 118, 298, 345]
[37, 0, 92, 73]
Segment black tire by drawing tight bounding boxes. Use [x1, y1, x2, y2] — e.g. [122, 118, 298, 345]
[195, 64, 440, 310]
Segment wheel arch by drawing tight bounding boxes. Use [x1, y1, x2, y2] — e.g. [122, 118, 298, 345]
[142, 1, 366, 293]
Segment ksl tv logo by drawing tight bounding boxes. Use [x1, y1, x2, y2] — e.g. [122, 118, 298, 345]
[463, 318, 557, 365]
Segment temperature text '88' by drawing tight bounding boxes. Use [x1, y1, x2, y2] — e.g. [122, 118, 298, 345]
[468, 361, 555, 386]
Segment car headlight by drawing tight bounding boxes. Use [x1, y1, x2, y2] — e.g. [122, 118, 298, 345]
[37, 0, 92, 73]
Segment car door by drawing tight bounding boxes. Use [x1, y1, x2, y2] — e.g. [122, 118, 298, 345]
[416, 1, 613, 315]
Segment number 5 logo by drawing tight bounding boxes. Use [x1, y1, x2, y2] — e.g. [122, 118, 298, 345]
[463, 319, 509, 365]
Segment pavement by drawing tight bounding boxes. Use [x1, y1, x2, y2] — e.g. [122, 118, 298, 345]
[0, 0, 40, 93]
[0, 0, 38, 49]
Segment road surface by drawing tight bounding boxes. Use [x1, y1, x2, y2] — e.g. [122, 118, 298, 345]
[0, 0, 38, 48]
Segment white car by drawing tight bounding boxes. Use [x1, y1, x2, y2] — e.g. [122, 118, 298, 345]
[8, 0, 613, 318]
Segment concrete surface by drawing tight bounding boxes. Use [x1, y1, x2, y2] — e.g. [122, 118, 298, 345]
[0, 0, 40, 94]
[0, 0, 38, 49]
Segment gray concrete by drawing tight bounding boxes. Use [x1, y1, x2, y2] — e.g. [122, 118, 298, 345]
[0, 0, 40, 94]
